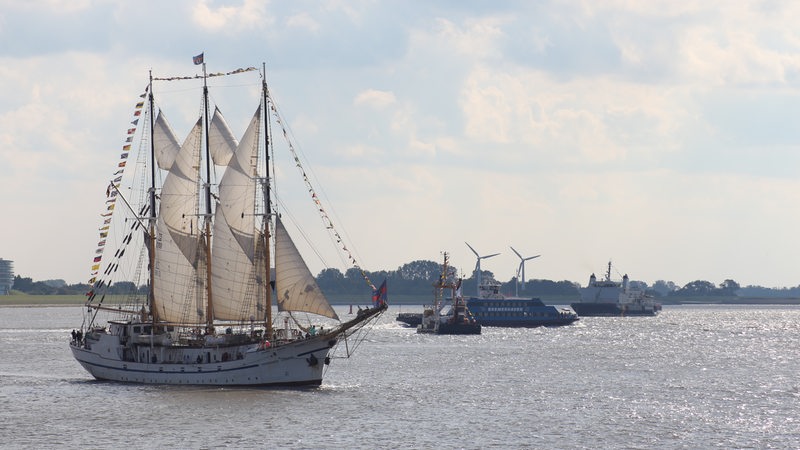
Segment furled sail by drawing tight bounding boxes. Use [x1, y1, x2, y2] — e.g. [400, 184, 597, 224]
[211, 106, 263, 321]
[274, 217, 339, 320]
[153, 111, 180, 170]
[208, 106, 237, 166]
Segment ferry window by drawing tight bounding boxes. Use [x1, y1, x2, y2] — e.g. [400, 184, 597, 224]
[133, 326, 141, 333]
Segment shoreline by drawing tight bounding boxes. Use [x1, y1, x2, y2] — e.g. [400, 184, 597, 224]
[2, 294, 799, 307]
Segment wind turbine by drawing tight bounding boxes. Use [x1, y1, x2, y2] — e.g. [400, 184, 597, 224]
[465, 242, 500, 296]
[510, 246, 540, 297]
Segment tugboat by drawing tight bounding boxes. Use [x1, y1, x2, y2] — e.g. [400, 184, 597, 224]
[570, 261, 661, 316]
[417, 252, 481, 335]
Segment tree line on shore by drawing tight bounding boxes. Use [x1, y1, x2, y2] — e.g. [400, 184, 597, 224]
[8, 259, 800, 299]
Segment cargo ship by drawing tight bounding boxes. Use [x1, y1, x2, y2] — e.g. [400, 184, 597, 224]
[570, 261, 660, 316]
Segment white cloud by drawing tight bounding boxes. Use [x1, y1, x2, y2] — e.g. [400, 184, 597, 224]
[433, 16, 510, 58]
[339, 143, 382, 160]
[0, 0, 93, 13]
[192, 0, 268, 31]
[354, 89, 396, 109]
[3, 1, 800, 288]
[405, 15, 510, 67]
[388, 105, 439, 158]
[459, 66, 691, 167]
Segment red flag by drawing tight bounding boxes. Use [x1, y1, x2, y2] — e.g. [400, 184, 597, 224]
[372, 279, 388, 307]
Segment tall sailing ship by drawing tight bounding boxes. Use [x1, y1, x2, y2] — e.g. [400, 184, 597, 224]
[70, 58, 387, 386]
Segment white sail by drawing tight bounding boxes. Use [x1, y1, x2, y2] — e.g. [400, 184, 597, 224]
[208, 107, 237, 166]
[160, 118, 202, 265]
[153, 215, 206, 323]
[153, 111, 180, 170]
[274, 217, 339, 320]
[153, 117, 205, 323]
[211, 106, 263, 321]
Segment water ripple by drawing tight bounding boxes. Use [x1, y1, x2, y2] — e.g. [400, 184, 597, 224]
[2, 305, 800, 448]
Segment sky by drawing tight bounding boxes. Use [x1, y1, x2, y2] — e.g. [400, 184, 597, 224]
[3, 0, 800, 289]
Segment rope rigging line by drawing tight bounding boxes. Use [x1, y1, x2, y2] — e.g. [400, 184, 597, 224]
[87, 86, 149, 287]
[152, 66, 258, 82]
[267, 99, 376, 292]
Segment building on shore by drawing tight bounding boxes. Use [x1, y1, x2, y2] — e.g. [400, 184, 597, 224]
[0, 259, 13, 295]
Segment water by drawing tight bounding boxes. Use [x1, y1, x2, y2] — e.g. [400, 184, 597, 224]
[1, 305, 799, 449]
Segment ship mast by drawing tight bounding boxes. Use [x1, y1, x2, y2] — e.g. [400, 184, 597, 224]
[435, 252, 449, 321]
[147, 70, 159, 324]
[200, 60, 215, 331]
[261, 64, 273, 338]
